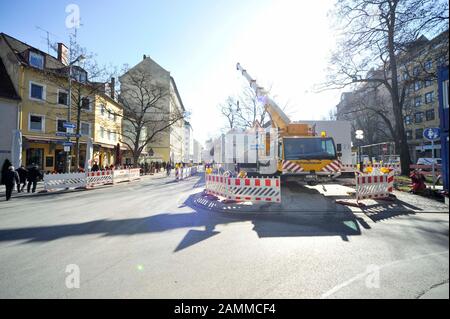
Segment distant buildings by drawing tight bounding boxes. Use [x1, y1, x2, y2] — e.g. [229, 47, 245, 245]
[336, 30, 449, 162]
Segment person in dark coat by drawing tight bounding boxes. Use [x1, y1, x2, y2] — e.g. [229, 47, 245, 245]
[91, 162, 99, 172]
[3, 166, 19, 201]
[27, 164, 42, 193]
[1, 158, 12, 185]
[16, 165, 28, 192]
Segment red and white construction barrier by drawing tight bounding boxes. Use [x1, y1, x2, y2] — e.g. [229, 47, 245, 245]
[355, 172, 394, 201]
[44, 168, 141, 191]
[86, 170, 113, 187]
[227, 177, 281, 203]
[205, 174, 281, 203]
[176, 166, 198, 181]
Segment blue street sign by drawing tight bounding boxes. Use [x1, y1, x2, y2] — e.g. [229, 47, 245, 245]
[423, 127, 440, 141]
[63, 122, 76, 129]
[55, 132, 81, 138]
[63, 142, 73, 146]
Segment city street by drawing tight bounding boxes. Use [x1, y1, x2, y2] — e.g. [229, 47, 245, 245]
[0, 174, 448, 299]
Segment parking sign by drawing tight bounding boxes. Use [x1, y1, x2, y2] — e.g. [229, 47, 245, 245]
[423, 127, 440, 141]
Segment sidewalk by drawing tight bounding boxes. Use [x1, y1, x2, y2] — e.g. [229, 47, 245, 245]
[0, 172, 167, 199]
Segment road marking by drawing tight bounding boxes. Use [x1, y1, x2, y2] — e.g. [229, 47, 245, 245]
[320, 250, 449, 299]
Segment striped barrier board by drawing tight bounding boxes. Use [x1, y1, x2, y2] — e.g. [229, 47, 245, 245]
[227, 177, 281, 203]
[205, 174, 228, 197]
[86, 170, 113, 187]
[44, 172, 86, 191]
[205, 174, 281, 203]
[355, 172, 394, 201]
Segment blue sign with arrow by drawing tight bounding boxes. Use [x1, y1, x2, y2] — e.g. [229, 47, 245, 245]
[63, 122, 76, 129]
[423, 127, 440, 141]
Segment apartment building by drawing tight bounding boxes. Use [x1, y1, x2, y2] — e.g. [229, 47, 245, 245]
[0, 33, 123, 172]
[119, 55, 186, 164]
[398, 30, 449, 162]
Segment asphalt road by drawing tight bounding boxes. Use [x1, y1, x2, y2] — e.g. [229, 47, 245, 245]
[0, 174, 448, 298]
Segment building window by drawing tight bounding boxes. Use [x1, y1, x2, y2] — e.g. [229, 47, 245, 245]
[414, 96, 422, 107]
[29, 51, 44, 69]
[404, 115, 412, 125]
[426, 109, 435, 121]
[402, 72, 409, 80]
[26, 148, 44, 169]
[100, 104, 105, 116]
[414, 112, 424, 123]
[415, 128, 424, 140]
[414, 81, 422, 91]
[80, 122, 90, 136]
[413, 66, 420, 76]
[107, 130, 111, 141]
[424, 60, 432, 71]
[57, 90, 69, 106]
[29, 114, 44, 132]
[424, 91, 434, 104]
[57, 119, 67, 133]
[29, 82, 45, 100]
[72, 68, 87, 83]
[100, 127, 105, 139]
[81, 97, 91, 110]
[406, 130, 413, 140]
[424, 79, 433, 87]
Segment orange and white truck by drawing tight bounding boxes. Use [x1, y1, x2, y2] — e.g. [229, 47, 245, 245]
[236, 63, 343, 184]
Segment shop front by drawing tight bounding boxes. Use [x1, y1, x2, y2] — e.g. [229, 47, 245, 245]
[23, 136, 88, 173]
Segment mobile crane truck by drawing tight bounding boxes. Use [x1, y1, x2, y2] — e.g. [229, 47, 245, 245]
[236, 63, 342, 185]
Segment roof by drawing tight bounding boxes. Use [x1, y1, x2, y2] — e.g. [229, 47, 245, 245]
[170, 76, 185, 112]
[0, 57, 20, 100]
[0, 32, 65, 70]
[0, 32, 123, 108]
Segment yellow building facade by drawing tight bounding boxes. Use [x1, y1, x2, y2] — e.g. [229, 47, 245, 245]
[0, 33, 123, 172]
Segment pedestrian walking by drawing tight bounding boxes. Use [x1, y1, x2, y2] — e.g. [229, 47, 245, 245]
[27, 164, 42, 193]
[16, 165, 28, 192]
[3, 166, 19, 201]
[1, 158, 12, 186]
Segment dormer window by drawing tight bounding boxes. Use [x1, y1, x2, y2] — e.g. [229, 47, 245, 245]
[71, 67, 87, 83]
[29, 51, 44, 69]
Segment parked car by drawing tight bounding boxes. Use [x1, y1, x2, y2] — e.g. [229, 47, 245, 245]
[416, 158, 442, 165]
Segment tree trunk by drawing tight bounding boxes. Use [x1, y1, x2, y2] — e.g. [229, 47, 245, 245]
[388, 3, 412, 175]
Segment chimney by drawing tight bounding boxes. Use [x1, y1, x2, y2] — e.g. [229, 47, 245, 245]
[143, 54, 147, 60]
[57, 43, 69, 66]
[110, 77, 115, 99]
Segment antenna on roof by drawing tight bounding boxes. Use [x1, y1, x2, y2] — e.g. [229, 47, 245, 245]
[36, 26, 58, 54]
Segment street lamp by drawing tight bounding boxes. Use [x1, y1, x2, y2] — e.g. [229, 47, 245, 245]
[355, 130, 364, 172]
[66, 54, 85, 173]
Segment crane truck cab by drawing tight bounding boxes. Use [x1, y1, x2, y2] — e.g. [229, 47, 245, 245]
[279, 133, 341, 185]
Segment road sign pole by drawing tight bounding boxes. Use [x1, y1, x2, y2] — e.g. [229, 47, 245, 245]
[432, 139, 435, 190]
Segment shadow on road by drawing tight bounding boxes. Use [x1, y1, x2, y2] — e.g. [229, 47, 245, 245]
[0, 192, 368, 251]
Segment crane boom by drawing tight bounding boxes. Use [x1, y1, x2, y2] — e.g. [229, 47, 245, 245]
[236, 63, 291, 130]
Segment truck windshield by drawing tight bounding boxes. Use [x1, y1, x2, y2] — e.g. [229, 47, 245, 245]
[284, 138, 336, 160]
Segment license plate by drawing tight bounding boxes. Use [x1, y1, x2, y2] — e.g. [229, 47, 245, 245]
[306, 175, 316, 179]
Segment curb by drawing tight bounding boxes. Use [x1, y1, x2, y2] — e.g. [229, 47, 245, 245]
[1, 173, 168, 199]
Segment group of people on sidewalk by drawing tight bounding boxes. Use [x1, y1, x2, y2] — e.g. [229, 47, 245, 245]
[1, 159, 42, 201]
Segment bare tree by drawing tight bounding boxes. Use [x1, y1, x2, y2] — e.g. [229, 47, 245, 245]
[35, 33, 112, 170]
[219, 84, 292, 131]
[324, 0, 449, 174]
[111, 68, 185, 165]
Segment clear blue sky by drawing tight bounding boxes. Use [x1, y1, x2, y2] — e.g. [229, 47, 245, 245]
[0, 0, 341, 144]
